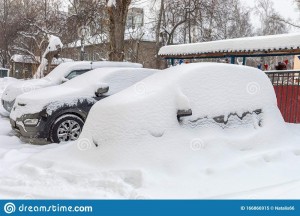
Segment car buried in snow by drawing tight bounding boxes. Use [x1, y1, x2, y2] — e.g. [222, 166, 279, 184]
[78, 63, 282, 147]
[9, 67, 158, 144]
[1, 61, 142, 113]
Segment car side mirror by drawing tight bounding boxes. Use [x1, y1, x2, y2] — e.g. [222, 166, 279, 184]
[177, 109, 192, 121]
[95, 86, 109, 97]
[61, 77, 69, 83]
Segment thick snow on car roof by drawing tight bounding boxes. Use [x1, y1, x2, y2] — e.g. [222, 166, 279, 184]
[11, 67, 157, 120]
[84, 63, 276, 120]
[46, 61, 142, 82]
[60, 66, 155, 94]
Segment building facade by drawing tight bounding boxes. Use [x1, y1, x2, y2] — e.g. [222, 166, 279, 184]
[62, 40, 166, 69]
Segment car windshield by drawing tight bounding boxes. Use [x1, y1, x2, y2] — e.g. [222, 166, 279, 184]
[65, 69, 90, 80]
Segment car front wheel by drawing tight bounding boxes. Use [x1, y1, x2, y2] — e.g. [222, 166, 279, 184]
[50, 114, 84, 143]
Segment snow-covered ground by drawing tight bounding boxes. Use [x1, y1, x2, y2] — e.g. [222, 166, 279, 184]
[0, 70, 300, 199]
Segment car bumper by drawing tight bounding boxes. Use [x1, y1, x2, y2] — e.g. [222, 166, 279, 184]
[10, 116, 50, 144]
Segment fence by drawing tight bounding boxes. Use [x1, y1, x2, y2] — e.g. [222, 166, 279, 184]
[266, 70, 300, 123]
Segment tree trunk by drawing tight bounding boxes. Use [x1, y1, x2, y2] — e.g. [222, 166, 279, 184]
[80, 38, 85, 61]
[155, 0, 164, 69]
[107, 0, 131, 61]
[3, 0, 9, 68]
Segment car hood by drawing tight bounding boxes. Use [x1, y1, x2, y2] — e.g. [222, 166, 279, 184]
[10, 83, 98, 121]
[1, 78, 54, 102]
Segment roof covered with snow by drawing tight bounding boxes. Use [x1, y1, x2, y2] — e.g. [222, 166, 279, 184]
[159, 33, 300, 58]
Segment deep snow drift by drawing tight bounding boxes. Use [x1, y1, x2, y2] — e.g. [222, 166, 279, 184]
[0, 63, 300, 199]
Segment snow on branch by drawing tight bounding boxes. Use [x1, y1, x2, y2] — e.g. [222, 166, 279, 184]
[107, 0, 116, 7]
[34, 35, 63, 79]
[12, 46, 36, 59]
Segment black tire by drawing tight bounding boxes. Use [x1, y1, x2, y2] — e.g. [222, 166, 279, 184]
[50, 114, 84, 143]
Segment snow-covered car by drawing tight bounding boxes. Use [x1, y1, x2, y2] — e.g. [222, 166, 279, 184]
[79, 63, 282, 147]
[0, 77, 18, 96]
[1, 61, 142, 112]
[9, 67, 158, 143]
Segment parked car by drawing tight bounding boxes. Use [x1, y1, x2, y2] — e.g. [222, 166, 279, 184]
[78, 63, 282, 148]
[1, 61, 142, 112]
[0, 77, 18, 98]
[9, 67, 158, 143]
[0, 68, 9, 78]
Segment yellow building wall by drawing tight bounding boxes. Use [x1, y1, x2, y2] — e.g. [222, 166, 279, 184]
[293, 55, 300, 69]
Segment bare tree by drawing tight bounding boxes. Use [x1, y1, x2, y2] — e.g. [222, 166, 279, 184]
[0, 0, 37, 68]
[67, 0, 107, 60]
[255, 0, 289, 35]
[159, 0, 198, 45]
[106, 0, 132, 61]
[152, 0, 253, 45]
[12, 0, 66, 76]
[155, 0, 164, 68]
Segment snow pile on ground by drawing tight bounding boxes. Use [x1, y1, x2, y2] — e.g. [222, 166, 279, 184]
[0, 63, 300, 199]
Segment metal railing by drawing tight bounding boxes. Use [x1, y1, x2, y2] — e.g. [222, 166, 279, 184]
[266, 70, 300, 123]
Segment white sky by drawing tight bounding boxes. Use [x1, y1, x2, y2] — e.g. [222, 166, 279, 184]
[241, 0, 300, 32]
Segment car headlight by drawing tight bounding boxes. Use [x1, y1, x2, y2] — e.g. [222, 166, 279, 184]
[23, 119, 39, 126]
